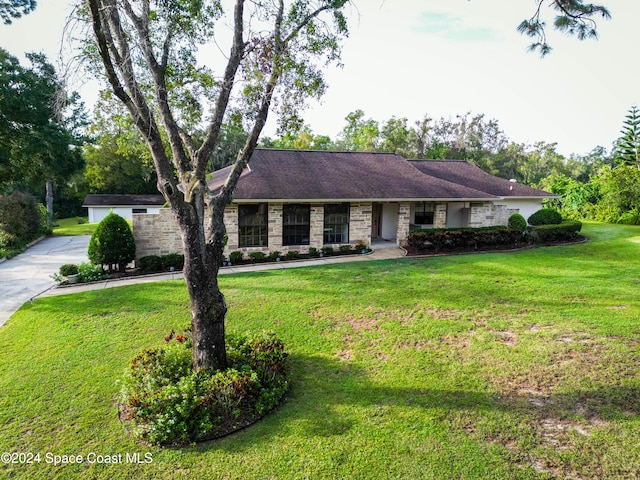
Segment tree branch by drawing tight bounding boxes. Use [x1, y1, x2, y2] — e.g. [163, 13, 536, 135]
[194, 0, 246, 181]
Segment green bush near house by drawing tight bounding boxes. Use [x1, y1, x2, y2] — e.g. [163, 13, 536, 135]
[528, 208, 563, 225]
[88, 212, 136, 272]
[528, 219, 582, 243]
[139, 255, 163, 273]
[508, 213, 527, 231]
[407, 226, 524, 253]
[161, 253, 184, 270]
[229, 251, 244, 264]
[249, 252, 266, 261]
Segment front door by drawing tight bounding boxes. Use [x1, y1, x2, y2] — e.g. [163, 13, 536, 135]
[371, 203, 381, 238]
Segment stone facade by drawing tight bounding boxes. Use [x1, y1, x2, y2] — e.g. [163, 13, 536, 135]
[469, 202, 518, 228]
[133, 202, 377, 261]
[132, 200, 522, 261]
[396, 202, 411, 246]
[133, 208, 182, 258]
[434, 202, 448, 228]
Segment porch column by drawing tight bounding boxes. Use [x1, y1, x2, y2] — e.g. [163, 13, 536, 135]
[434, 202, 447, 228]
[309, 204, 324, 251]
[268, 203, 283, 252]
[396, 202, 411, 246]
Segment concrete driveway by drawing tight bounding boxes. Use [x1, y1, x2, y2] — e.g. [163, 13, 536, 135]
[0, 236, 90, 326]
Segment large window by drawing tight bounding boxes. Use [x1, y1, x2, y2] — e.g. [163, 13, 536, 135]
[283, 204, 310, 245]
[239, 204, 268, 247]
[414, 202, 434, 225]
[324, 203, 349, 244]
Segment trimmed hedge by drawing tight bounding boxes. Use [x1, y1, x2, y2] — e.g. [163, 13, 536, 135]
[407, 226, 524, 253]
[407, 221, 583, 254]
[528, 220, 582, 243]
[138, 253, 185, 273]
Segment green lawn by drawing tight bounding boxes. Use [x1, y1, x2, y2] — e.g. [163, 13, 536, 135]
[51, 217, 96, 236]
[1, 223, 639, 479]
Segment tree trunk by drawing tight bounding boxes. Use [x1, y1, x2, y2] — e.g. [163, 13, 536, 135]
[45, 179, 54, 226]
[178, 207, 228, 371]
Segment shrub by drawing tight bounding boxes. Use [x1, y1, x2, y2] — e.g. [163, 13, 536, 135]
[59, 264, 79, 276]
[76, 262, 106, 283]
[407, 226, 524, 253]
[161, 253, 184, 270]
[308, 247, 319, 257]
[286, 250, 299, 260]
[0, 191, 45, 245]
[229, 251, 244, 264]
[355, 242, 368, 253]
[268, 251, 281, 261]
[528, 220, 582, 243]
[248, 251, 266, 262]
[88, 212, 136, 272]
[527, 208, 562, 226]
[321, 246, 334, 256]
[508, 213, 527, 231]
[339, 244, 352, 253]
[139, 255, 163, 273]
[118, 331, 288, 445]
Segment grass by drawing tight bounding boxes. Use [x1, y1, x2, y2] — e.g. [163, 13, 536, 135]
[51, 217, 96, 236]
[1, 223, 639, 479]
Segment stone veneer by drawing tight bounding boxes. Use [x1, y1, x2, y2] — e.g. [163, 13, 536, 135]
[133, 202, 376, 261]
[469, 202, 518, 228]
[133, 201, 520, 260]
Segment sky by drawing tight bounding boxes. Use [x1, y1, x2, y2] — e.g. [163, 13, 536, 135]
[1, 0, 639, 157]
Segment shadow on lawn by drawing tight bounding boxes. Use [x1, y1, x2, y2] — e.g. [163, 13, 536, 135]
[203, 352, 640, 452]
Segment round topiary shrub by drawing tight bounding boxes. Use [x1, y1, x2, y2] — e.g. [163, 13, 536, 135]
[508, 213, 527, 231]
[88, 212, 136, 272]
[118, 331, 289, 445]
[527, 208, 562, 226]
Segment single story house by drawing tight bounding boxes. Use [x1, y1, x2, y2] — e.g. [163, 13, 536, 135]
[132, 149, 553, 258]
[83, 194, 165, 223]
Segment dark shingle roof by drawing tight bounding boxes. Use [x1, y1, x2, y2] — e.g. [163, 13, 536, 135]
[83, 194, 165, 207]
[208, 149, 499, 201]
[410, 160, 552, 198]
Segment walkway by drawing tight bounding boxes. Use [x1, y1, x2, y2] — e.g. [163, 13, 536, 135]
[0, 236, 91, 326]
[39, 246, 406, 298]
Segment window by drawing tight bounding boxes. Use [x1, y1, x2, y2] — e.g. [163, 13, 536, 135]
[324, 203, 349, 244]
[239, 204, 268, 247]
[132, 208, 147, 214]
[414, 202, 434, 225]
[283, 204, 310, 245]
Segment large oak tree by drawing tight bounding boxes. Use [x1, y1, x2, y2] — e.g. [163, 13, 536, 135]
[80, 0, 609, 372]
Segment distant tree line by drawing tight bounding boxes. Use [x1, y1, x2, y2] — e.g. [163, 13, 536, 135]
[260, 107, 640, 225]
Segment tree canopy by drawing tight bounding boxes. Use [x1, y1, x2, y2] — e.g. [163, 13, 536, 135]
[0, 48, 86, 200]
[0, 0, 36, 24]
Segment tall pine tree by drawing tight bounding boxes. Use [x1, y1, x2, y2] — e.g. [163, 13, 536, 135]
[615, 106, 640, 170]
